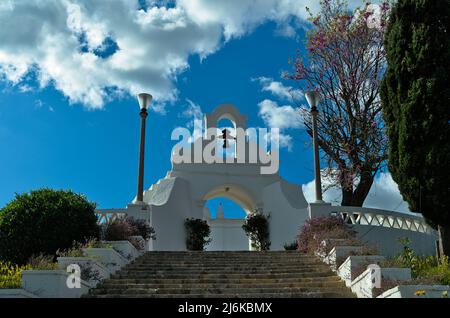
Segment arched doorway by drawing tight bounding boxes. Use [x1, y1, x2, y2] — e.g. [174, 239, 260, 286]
[202, 184, 256, 251]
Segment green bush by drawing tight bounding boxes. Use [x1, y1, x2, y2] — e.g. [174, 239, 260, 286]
[0, 189, 99, 265]
[27, 254, 58, 270]
[242, 211, 271, 251]
[185, 218, 211, 251]
[382, 238, 450, 285]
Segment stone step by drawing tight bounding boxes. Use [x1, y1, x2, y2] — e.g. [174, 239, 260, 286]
[103, 276, 342, 285]
[136, 256, 307, 259]
[110, 271, 336, 280]
[144, 250, 302, 256]
[135, 258, 316, 264]
[117, 267, 331, 275]
[95, 281, 346, 291]
[89, 286, 352, 295]
[137, 252, 311, 258]
[132, 260, 322, 266]
[85, 291, 354, 298]
[121, 265, 327, 272]
[85, 251, 355, 298]
[138, 254, 312, 258]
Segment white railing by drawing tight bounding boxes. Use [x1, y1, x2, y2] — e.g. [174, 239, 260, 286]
[329, 206, 435, 235]
[96, 209, 128, 225]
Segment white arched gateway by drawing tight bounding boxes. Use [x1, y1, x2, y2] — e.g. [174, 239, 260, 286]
[96, 103, 438, 256]
[141, 104, 309, 251]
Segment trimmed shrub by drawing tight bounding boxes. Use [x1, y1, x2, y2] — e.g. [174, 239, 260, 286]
[0, 189, 99, 265]
[297, 216, 357, 254]
[185, 218, 211, 251]
[242, 211, 271, 251]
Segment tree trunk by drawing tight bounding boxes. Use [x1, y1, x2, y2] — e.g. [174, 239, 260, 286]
[438, 224, 450, 258]
[351, 173, 374, 206]
[341, 187, 354, 206]
[340, 172, 374, 207]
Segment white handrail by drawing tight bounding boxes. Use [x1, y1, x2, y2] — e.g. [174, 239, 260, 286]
[329, 206, 435, 235]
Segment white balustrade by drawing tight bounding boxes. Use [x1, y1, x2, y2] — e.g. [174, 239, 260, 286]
[329, 206, 434, 235]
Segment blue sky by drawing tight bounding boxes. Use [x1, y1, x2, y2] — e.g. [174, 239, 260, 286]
[0, 0, 409, 217]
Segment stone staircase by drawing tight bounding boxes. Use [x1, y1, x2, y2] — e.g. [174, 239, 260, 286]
[84, 251, 355, 298]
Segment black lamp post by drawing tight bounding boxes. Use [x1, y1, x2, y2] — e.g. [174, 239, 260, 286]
[136, 93, 152, 203]
[305, 91, 323, 202]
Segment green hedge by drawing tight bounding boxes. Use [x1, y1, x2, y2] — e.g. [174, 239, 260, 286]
[0, 189, 99, 265]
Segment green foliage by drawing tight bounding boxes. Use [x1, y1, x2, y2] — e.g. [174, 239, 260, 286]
[184, 218, 211, 251]
[284, 241, 298, 251]
[0, 261, 31, 289]
[381, 238, 450, 285]
[56, 238, 115, 261]
[83, 238, 112, 249]
[56, 241, 86, 258]
[27, 254, 58, 270]
[0, 188, 99, 265]
[242, 211, 271, 251]
[381, 0, 450, 227]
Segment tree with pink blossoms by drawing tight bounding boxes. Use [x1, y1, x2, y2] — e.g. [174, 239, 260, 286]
[286, 0, 391, 206]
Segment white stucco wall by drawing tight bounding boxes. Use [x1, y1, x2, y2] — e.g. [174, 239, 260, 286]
[206, 218, 250, 251]
[146, 168, 309, 251]
[353, 225, 437, 257]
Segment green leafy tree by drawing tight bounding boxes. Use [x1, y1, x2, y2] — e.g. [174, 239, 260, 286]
[381, 0, 450, 255]
[0, 189, 99, 264]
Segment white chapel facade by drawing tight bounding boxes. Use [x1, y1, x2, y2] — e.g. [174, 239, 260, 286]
[140, 104, 310, 251]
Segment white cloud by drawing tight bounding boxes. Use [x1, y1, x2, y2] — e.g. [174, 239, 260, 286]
[278, 133, 294, 151]
[253, 76, 303, 101]
[0, 1, 222, 110]
[302, 172, 412, 213]
[181, 99, 203, 143]
[257, 99, 304, 151]
[0, 0, 377, 110]
[258, 99, 303, 130]
[177, 0, 311, 41]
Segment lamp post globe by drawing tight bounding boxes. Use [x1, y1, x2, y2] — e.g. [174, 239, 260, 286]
[138, 93, 152, 111]
[136, 93, 152, 203]
[306, 90, 323, 203]
[305, 91, 321, 112]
